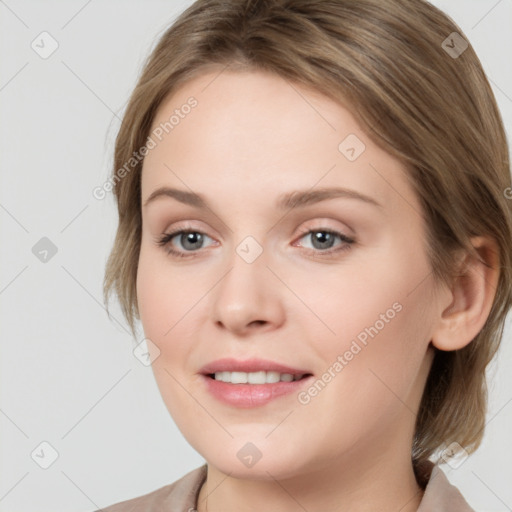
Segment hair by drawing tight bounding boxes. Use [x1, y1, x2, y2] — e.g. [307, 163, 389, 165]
[103, 0, 512, 480]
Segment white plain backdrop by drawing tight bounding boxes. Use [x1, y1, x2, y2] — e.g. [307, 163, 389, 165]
[1, 1, 511, 511]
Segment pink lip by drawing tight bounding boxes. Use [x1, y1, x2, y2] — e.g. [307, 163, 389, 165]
[199, 358, 313, 408]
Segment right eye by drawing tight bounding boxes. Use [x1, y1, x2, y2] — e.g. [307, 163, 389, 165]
[156, 229, 217, 258]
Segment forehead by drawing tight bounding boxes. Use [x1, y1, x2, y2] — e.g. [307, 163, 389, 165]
[148, 69, 352, 158]
[141, 69, 420, 218]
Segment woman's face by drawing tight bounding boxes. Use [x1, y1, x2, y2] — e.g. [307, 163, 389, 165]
[137, 69, 441, 479]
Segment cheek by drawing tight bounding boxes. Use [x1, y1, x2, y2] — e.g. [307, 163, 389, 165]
[283, 244, 432, 354]
[298, 248, 436, 422]
[136, 248, 199, 417]
[136, 245, 199, 337]
[136, 247, 186, 370]
[136, 245, 214, 381]
[294, 234, 430, 360]
[136, 254, 168, 336]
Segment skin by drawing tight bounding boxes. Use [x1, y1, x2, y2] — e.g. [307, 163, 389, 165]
[136, 68, 499, 512]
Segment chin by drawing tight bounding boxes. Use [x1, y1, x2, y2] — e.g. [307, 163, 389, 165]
[196, 437, 311, 481]
[211, 456, 306, 481]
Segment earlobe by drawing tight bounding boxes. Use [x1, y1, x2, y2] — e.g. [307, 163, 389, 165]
[431, 236, 500, 352]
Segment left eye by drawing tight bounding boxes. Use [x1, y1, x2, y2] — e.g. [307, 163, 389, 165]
[294, 228, 355, 253]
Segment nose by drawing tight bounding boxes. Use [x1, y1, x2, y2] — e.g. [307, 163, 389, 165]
[211, 246, 285, 336]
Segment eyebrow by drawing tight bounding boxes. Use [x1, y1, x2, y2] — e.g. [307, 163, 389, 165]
[143, 186, 382, 210]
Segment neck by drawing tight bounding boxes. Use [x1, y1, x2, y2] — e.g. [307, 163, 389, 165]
[196, 449, 424, 512]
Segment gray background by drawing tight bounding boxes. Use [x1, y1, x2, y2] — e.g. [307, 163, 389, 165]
[1, 1, 511, 511]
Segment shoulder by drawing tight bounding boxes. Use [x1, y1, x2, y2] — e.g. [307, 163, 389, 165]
[418, 461, 475, 512]
[93, 464, 207, 512]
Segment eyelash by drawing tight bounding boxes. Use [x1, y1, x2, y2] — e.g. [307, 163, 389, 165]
[156, 226, 355, 259]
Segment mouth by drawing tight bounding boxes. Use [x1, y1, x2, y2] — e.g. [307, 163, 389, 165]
[199, 357, 313, 383]
[205, 371, 312, 384]
[198, 358, 314, 408]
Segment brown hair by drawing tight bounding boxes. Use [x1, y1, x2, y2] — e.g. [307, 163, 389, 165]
[103, 0, 512, 473]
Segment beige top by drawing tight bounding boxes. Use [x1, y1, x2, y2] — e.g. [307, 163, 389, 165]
[96, 461, 475, 511]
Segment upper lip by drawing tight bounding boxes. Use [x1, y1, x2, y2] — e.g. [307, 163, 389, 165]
[199, 358, 312, 376]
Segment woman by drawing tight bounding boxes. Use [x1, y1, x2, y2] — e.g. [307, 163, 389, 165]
[100, 0, 512, 510]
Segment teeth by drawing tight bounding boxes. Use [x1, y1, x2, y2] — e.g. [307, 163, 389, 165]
[213, 371, 304, 384]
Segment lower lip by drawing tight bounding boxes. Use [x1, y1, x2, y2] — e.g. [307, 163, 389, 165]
[201, 374, 313, 408]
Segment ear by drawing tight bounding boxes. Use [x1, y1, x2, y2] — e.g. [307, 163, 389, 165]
[431, 236, 500, 351]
